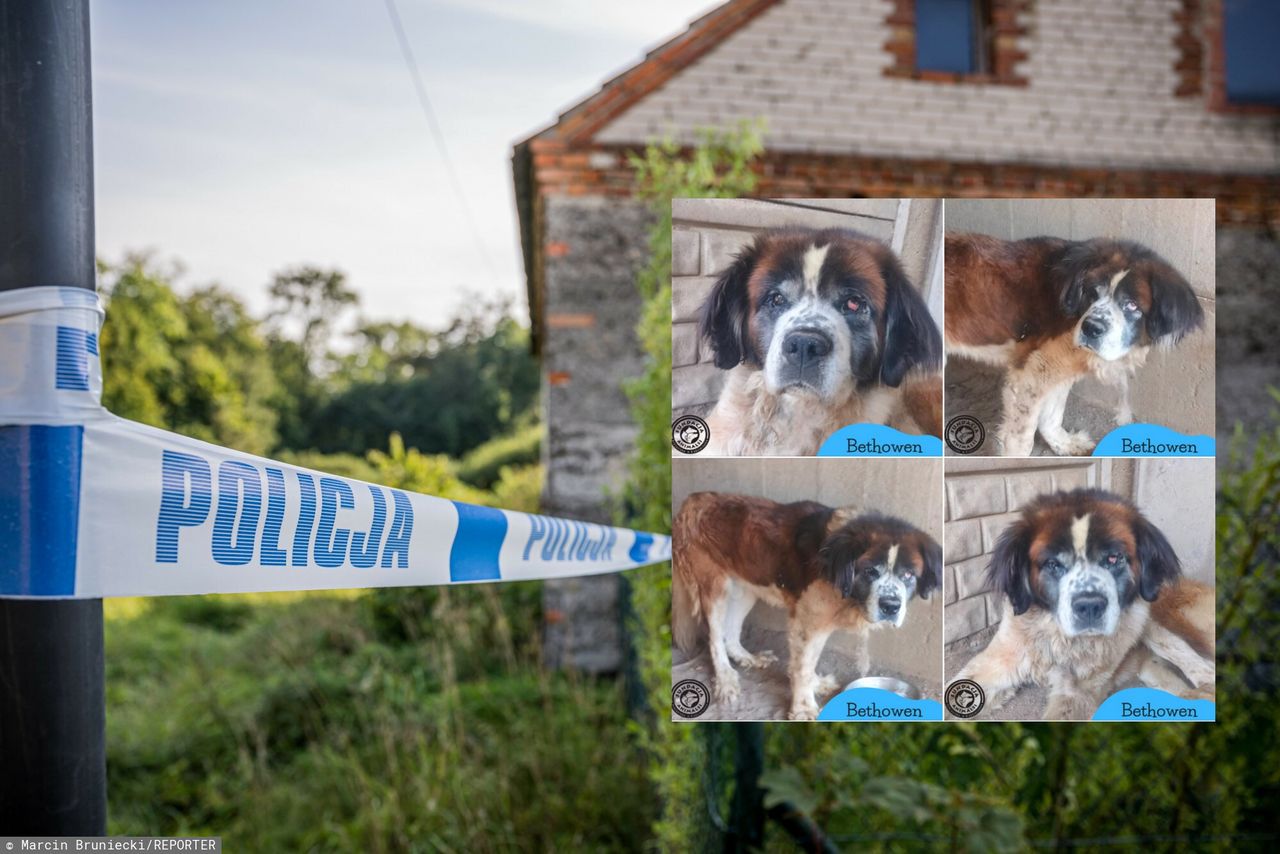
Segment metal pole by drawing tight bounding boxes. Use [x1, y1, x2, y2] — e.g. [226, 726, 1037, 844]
[0, 0, 106, 835]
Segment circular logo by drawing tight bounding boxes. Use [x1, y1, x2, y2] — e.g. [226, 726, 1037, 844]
[945, 415, 986, 455]
[672, 415, 710, 454]
[672, 679, 711, 718]
[945, 679, 986, 718]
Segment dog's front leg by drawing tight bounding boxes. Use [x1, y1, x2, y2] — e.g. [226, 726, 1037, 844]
[952, 632, 1026, 714]
[1036, 379, 1095, 456]
[787, 623, 834, 721]
[997, 366, 1047, 456]
[705, 594, 741, 707]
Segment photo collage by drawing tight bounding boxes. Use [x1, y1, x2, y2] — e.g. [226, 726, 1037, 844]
[669, 198, 1215, 723]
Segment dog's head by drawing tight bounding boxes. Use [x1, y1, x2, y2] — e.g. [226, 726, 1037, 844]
[818, 512, 941, 626]
[1053, 238, 1203, 361]
[699, 228, 942, 400]
[988, 489, 1180, 637]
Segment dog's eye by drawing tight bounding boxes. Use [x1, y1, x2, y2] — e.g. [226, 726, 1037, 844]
[765, 292, 787, 309]
[1106, 553, 1123, 565]
[1122, 299, 1140, 315]
[1044, 559, 1065, 578]
[842, 296, 867, 314]
[864, 566, 880, 580]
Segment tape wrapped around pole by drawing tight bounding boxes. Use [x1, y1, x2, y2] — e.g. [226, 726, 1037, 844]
[0, 286, 670, 599]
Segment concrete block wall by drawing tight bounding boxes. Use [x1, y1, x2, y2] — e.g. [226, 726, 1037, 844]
[538, 194, 654, 673]
[596, 0, 1278, 174]
[943, 457, 1214, 651]
[674, 457, 943, 684]
[945, 198, 1217, 438]
[672, 197, 943, 418]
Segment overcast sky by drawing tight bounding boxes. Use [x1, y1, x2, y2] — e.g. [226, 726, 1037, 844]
[90, 0, 714, 325]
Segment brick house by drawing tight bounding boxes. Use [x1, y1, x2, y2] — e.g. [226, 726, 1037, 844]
[511, 0, 1278, 669]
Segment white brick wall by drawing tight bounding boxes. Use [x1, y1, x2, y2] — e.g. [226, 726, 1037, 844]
[597, 0, 1278, 174]
[671, 197, 942, 416]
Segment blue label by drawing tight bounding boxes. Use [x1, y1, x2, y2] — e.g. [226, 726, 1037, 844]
[817, 424, 942, 457]
[817, 687, 943, 721]
[1092, 687, 1215, 721]
[0, 426, 84, 596]
[1092, 423, 1214, 457]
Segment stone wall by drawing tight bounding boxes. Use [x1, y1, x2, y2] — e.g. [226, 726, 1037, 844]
[538, 194, 654, 673]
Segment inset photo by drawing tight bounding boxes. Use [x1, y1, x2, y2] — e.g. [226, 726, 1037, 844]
[944, 199, 1214, 457]
[670, 457, 943, 722]
[671, 199, 943, 457]
[943, 458, 1214, 721]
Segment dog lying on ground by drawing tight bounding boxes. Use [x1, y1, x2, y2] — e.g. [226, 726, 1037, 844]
[950, 489, 1214, 720]
[673, 492, 940, 720]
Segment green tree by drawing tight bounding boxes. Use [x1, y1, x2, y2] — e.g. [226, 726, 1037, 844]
[99, 255, 281, 456]
[266, 265, 358, 369]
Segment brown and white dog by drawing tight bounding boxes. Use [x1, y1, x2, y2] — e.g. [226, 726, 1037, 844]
[945, 234, 1204, 456]
[697, 228, 943, 455]
[672, 492, 941, 720]
[951, 489, 1214, 720]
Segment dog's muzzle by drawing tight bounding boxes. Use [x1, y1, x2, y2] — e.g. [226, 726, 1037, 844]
[1070, 592, 1108, 631]
[779, 328, 831, 388]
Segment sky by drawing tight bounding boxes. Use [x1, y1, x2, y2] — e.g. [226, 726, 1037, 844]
[90, 0, 716, 325]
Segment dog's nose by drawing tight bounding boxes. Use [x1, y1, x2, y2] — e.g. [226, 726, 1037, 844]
[782, 330, 831, 366]
[878, 597, 901, 617]
[1081, 316, 1107, 339]
[1072, 593, 1107, 625]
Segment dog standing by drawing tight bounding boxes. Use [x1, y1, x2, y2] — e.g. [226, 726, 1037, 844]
[945, 234, 1204, 456]
[673, 492, 940, 720]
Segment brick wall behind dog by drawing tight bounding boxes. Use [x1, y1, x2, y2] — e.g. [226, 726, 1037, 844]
[943, 457, 1214, 651]
[671, 197, 943, 418]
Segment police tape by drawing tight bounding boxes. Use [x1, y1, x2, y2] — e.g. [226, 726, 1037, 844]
[0, 287, 670, 599]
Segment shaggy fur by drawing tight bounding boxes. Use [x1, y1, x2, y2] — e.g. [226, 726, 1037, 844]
[945, 233, 1204, 456]
[698, 228, 943, 455]
[952, 489, 1214, 720]
[672, 492, 940, 720]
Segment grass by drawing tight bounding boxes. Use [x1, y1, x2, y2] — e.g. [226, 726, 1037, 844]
[105, 587, 654, 850]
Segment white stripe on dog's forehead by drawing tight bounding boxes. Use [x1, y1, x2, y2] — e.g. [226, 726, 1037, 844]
[803, 244, 829, 296]
[886, 543, 899, 566]
[1108, 269, 1129, 294]
[1071, 514, 1091, 555]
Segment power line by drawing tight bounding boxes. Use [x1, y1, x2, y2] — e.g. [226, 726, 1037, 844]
[382, 0, 498, 279]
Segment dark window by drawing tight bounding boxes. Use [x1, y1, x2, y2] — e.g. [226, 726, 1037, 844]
[916, 0, 989, 74]
[1223, 0, 1280, 106]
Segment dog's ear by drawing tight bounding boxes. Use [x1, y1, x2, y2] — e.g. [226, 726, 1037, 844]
[1054, 241, 1097, 317]
[1145, 261, 1204, 345]
[987, 519, 1034, 616]
[699, 242, 761, 369]
[1134, 511, 1181, 602]
[819, 519, 872, 600]
[917, 535, 942, 601]
[878, 251, 941, 388]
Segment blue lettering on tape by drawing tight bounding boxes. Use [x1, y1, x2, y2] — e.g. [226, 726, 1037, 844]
[154, 450, 414, 570]
[0, 425, 84, 596]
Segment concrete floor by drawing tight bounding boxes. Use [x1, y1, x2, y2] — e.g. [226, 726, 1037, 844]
[943, 643, 1144, 721]
[672, 618, 942, 722]
[944, 358, 1120, 456]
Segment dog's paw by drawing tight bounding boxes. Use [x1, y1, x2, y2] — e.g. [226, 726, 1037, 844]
[1115, 407, 1134, 427]
[1044, 692, 1094, 721]
[986, 687, 1015, 711]
[713, 674, 741, 707]
[787, 703, 818, 721]
[730, 649, 777, 670]
[998, 429, 1035, 458]
[1045, 431, 1095, 457]
[814, 674, 842, 697]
